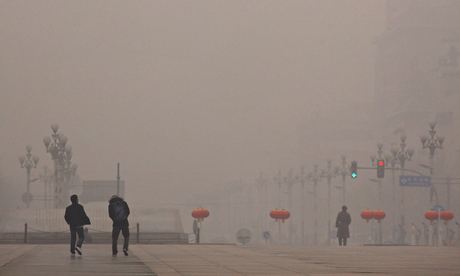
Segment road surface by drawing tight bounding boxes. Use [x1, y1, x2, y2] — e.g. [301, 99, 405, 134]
[1, 244, 459, 275]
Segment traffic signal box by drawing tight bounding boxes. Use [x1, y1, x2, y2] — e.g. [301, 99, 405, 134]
[377, 159, 385, 178]
[350, 161, 358, 179]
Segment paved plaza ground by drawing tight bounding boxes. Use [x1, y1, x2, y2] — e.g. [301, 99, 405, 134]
[1, 244, 459, 275]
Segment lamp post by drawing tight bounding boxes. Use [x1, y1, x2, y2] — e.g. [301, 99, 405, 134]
[384, 152, 398, 242]
[40, 166, 53, 209]
[307, 164, 322, 245]
[255, 172, 268, 243]
[273, 170, 284, 243]
[283, 169, 296, 244]
[43, 124, 76, 208]
[368, 178, 383, 244]
[18, 146, 39, 208]
[335, 156, 348, 205]
[420, 122, 444, 204]
[392, 136, 414, 234]
[296, 166, 308, 245]
[321, 160, 338, 246]
[393, 136, 414, 171]
[370, 143, 384, 207]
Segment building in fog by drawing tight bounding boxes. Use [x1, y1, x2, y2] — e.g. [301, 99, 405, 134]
[374, 0, 460, 175]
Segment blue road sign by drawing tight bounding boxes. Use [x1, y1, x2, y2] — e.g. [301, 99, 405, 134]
[399, 175, 431, 187]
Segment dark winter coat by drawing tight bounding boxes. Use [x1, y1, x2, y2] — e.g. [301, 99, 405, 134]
[336, 211, 351, 238]
[108, 196, 130, 227]
[64, 203, 91, 227]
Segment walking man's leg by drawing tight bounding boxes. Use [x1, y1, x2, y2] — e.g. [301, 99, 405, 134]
[112, 226, 121, 255]
[338, 237, 343, 246]
[343, 238, 347, 246]
[75, 226, 85, 255]
[122, 224, 130, 256]
[70, 228, 77, 254]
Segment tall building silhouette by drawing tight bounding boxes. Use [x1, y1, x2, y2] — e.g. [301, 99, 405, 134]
[374, 0, 460, 175]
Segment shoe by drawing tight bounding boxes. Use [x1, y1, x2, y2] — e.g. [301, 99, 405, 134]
[75, 246, 82, 255]
[71, 251, 76, 256]
[123, 249, 128, 256]
[112, 253, 117, 257]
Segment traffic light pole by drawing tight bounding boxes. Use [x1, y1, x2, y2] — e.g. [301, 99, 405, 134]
[356, 166, 425, 176]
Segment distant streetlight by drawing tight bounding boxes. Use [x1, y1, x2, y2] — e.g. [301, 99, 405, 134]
[295, 166, 308, 245]
[370, 143, 384, 207]
[307, 164, 322, 245]
[391, 136, 414, 171]
[421, 122, 444, 161]
[385, 135, 414, 239]
[320, 160, 338, 246]
[43, 124, 77, 208]
[420, 122, 444, 204]
[335, 156, 349, 205]
[19, 145, 39, 208]
[369, 178, 384, 244]
[283, 169, 296, 244]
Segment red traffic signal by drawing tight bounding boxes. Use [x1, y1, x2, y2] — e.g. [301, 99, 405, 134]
[377, 159, 385, 178]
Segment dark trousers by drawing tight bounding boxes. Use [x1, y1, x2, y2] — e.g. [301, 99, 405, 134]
[70, 226, 84, 253]
[338, 237, 347, 246]
[112, 225, 129, 254]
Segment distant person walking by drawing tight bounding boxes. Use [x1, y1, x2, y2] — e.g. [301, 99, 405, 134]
[109, 195, 130, 256]
[336, 205, 351, 246]
[64, 194, 91, 255]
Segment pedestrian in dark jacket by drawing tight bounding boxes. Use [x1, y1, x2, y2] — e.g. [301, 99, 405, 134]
[108, 195, 130, 256]
[336, 205, 351, 246]
[64, 194, 91, 255]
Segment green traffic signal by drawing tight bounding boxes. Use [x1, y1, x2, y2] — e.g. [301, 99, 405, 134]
[350, 161, 358, 179]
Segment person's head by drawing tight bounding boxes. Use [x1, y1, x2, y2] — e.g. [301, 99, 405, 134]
[342, 205, 347, 212]
[109, 195, 122, 203]
[70, 194, 78, 204]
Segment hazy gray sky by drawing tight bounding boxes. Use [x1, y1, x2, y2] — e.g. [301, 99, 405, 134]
[0, 1, 386, 206]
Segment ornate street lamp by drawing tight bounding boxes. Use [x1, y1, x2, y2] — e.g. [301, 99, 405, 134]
[420, 122, 444, 204]
[283, 169, 296, 244]
[255, 172, 268, 243]
[321, 160, 338, 245]
[421, 122, 444, 162]
[307, 164, 322, 245]
[19, 146, 39, 208]
[295, 166, 308, 245]
[384, 136, 414, 243]
[43, 124, 77, 208]
[370, 143, 385, 207]
[391, 135, 414, 171]
[384, 152, 399, 242]
[335, 156, 349, 205]
[272, 170, 286, 243]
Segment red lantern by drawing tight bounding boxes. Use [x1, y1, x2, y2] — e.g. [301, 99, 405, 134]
[270, 209, 290, 222]
[373, 210, 386, 222]
[192, 208, 210, 221]
[424, 210, 438, 222]
[440, 210, 454, 224]
[361, 209, 373, 222]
